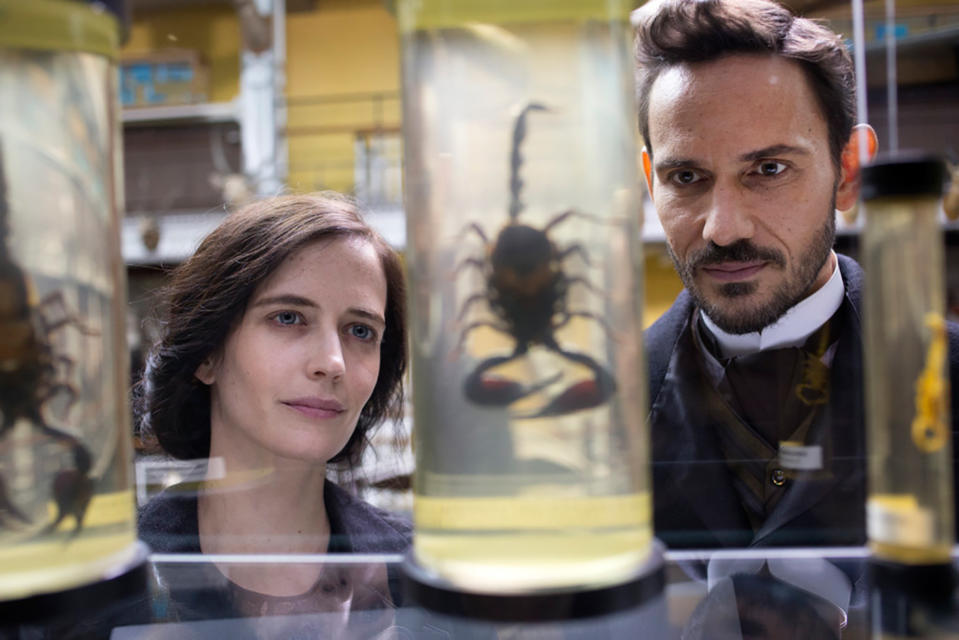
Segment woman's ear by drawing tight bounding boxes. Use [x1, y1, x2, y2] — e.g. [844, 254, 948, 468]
[194, 357, 216, 385]
[835, 124, 878, 212]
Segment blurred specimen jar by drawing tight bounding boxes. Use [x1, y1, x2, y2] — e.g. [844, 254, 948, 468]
[0, 0, 142, 602]
[399, 0, 652, 594]
[862, 154, 954, 564]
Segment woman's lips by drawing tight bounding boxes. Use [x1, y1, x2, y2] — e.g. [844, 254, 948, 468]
[701, 261, 766, 282]
[283, 398, 345, 419]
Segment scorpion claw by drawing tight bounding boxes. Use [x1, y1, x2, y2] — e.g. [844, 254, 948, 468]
[516, 373, 617, 419]
[464, 371, 562, 407]
[41, 440, 93, 537]
[43, 469, 93, 537]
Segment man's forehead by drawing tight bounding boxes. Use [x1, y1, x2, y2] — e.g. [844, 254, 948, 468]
[651, 53, 806, 104]
[647, 53, 826, 153]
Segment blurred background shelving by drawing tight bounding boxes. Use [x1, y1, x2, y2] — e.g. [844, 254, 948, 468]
[119, 0, 959, 501]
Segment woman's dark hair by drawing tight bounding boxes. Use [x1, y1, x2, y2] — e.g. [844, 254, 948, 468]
[137, 192, 407, 467]
[633, 0, 856, 170]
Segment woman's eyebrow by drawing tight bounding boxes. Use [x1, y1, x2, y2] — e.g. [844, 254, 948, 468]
[251, 294, 316, 308]
[349, 308, 386, 327]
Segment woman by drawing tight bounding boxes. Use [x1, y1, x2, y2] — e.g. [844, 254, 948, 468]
[136, 192, 410, 621]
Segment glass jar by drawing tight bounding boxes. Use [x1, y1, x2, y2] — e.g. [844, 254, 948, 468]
[862, 153, 953, 564]
[0, 0, 142, 604]
[399, 0, 651, 594]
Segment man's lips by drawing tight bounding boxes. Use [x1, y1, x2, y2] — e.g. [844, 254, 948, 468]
[700, 260, 767, 282]
[283, 397, 345, 419]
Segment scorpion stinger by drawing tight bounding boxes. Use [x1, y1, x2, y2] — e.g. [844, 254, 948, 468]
[456, 102, 617, 418]
[0, 139, 95, 537]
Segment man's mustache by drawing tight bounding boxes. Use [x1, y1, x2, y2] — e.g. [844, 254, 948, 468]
[686, 240, 786, 271]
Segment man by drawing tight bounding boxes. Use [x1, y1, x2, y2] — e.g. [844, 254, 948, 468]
[634, 0, 959, 549]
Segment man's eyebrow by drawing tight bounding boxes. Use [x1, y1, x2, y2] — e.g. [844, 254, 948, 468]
[251, 294, 316, 308]
[654, 157, 700, 172]
[739, 144, 809, 162]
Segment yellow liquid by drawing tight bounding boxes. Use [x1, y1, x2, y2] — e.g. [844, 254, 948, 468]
[0, 489, 138, 600]
[414, 492, 652, 592]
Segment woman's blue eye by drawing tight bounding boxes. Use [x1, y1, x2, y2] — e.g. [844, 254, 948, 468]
[274, 311, 301, 326]
[349, 324, 375, 341]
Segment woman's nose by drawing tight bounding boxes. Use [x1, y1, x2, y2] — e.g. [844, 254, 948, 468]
[309, 330, 346, 380]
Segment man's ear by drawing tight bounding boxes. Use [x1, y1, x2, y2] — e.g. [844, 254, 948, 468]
[641, 147, 655, 201]
[835, 124, 878, 212]
[194, 357, 217, 386]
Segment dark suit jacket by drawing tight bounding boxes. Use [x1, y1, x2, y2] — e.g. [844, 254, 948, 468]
[645, 254, 959, 549]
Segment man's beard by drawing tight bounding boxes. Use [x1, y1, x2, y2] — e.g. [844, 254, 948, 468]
[667, 205, 836, 335]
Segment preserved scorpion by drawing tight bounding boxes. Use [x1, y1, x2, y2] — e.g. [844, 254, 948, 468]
[0, 142, 94, 536]
[456, 103, 616, 418]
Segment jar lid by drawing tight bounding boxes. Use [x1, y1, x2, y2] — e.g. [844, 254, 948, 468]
[0, 0, 120, 60]
[860, 151, 947, 202]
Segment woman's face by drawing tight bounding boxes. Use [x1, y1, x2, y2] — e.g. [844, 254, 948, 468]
[196, 236, 387, 465]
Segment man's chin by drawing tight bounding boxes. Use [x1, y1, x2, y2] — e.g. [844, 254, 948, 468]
[699, 293, 779, 335]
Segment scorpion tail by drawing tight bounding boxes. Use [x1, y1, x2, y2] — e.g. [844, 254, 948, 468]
[509, 102, 549, 222]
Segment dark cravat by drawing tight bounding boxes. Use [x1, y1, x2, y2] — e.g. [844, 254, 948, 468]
[697, 313, 841, 525]
[701, 315, 838, 448]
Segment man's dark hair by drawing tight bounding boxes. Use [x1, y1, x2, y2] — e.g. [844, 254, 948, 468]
[633, 0, 856, 168]
[136, 192, 408, 468]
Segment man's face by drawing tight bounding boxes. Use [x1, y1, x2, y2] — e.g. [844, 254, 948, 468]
[644, 54, 843, 334]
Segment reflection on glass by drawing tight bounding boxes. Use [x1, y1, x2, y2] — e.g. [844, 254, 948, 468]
[149, 556, 399, 636]
[862, 155, 954, 564]
[0, 4, 140, 601]
[400, 0, 651, 593]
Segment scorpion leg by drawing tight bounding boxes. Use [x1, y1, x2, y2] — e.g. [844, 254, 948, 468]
[565, 276, 600, 296]
[557, 243, 591, 266]
[456, 294, 490, 322]
[455, 319, 510, 354]
[38, 291, 99, 336]
[463, 347, 562, 408]
[543, 209, 604, 234]
[554, 309, 615, 339]
[516, 338, 616, 418]
[451, 224, 490, 269]
[453, 256, 487, 277]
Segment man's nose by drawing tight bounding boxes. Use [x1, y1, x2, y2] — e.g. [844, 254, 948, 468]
[309, 329, 346, 380]
[702, 183, 754, 247]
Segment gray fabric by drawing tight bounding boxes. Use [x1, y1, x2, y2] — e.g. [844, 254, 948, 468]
[138, 479, 411, 554]
[137, 480, 411, 623]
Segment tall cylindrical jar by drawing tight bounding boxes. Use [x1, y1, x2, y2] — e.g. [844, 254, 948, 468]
[862, 154, 954, 565]
[0, 0, 143, 608]
[399, 0, 651, 595]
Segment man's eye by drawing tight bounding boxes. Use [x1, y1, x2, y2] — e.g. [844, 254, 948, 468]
[272, 311, 302, 326]
[669, 169, 702, 185]
[757, 161, 787, 176]
[348, 324, 377, 341]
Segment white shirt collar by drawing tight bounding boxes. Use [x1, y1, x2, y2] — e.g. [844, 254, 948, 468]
[700, 252, 844, 358]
